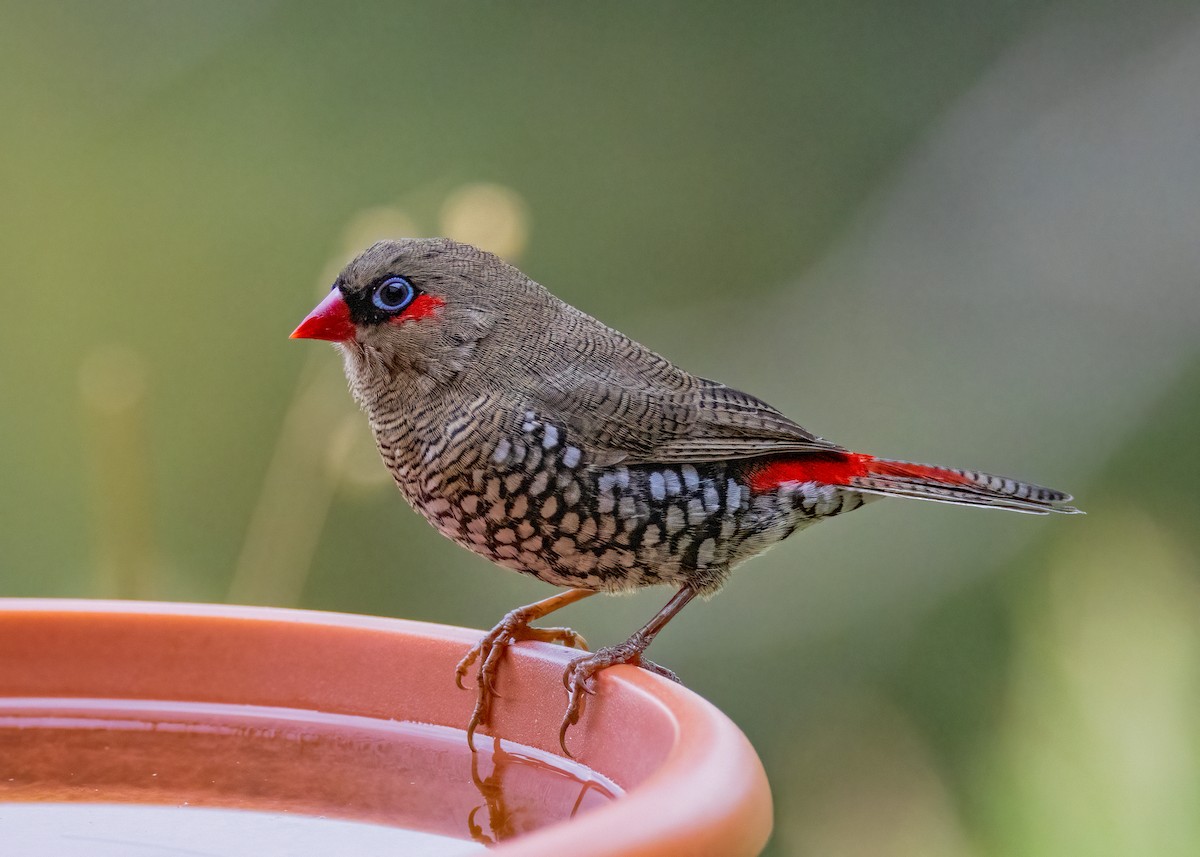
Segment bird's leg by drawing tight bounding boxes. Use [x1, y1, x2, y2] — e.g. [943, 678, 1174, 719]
[559, 584, 698, 755]
[458, 587, 596, 750]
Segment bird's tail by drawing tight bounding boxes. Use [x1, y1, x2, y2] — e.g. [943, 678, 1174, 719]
[848, 456, 1080, 515]
[750, 452, 1081, 515]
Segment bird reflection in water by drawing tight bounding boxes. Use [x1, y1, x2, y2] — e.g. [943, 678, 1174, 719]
[467, 736, 618, 845]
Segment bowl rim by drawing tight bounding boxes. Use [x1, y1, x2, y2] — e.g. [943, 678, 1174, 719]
[0, 598, 772, 856]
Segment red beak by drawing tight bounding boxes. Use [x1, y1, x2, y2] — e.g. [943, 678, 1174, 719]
[291, 289, 356, 342]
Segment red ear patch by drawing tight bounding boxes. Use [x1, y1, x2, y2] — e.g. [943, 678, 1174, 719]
[388, 294, 445, 325]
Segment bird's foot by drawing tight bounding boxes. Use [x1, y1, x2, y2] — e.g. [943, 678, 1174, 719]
[457, 607, 589, 751]
[558, 638, 680, 756]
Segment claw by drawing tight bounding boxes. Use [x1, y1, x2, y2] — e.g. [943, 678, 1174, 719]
[556, 643, 683, 753]
[456, 590, 595, 754]
[558, 586, 697, 755]
[559, 687, 584, 757]
[455, 661, 473, 690]
[558, 659, 590, 756]
[466, 713, 481, 752]
[558, 717, 575, 757]
[455, 645, 483, 690]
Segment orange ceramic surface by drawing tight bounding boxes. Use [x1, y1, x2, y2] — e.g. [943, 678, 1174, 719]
[0, 599, 771, 855]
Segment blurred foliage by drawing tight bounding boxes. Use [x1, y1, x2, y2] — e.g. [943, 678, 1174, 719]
[3, 2, 1200, 855]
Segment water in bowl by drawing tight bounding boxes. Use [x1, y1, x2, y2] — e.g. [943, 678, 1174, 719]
[0, 697, 620, 854]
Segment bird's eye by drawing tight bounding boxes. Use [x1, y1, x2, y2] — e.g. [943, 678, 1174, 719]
[372, 276, 416, 312]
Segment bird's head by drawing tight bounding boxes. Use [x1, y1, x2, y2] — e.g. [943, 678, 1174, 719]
[292, 238, 541, 390]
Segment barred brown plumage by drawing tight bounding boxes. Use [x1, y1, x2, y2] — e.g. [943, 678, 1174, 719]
[292, 237, 1080, 755]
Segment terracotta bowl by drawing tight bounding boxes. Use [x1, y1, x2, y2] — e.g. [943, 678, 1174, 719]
[0, 599, 771, 855]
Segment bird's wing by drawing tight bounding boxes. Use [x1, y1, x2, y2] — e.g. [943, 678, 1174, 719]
[536, 369, 845, 466]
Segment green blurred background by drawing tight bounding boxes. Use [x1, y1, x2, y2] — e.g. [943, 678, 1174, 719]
[4, 1, 1200, 854]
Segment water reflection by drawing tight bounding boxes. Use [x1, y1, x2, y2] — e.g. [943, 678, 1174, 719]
[467, 736, 618, 845]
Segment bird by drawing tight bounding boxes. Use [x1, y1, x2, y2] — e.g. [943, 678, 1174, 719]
[291, 237, 1080, 754]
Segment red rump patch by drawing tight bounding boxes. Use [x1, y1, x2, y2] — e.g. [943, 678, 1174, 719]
[388, 294, 445, 325]
[749, 452, 871, 492]
[748, 452, 975, 492]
